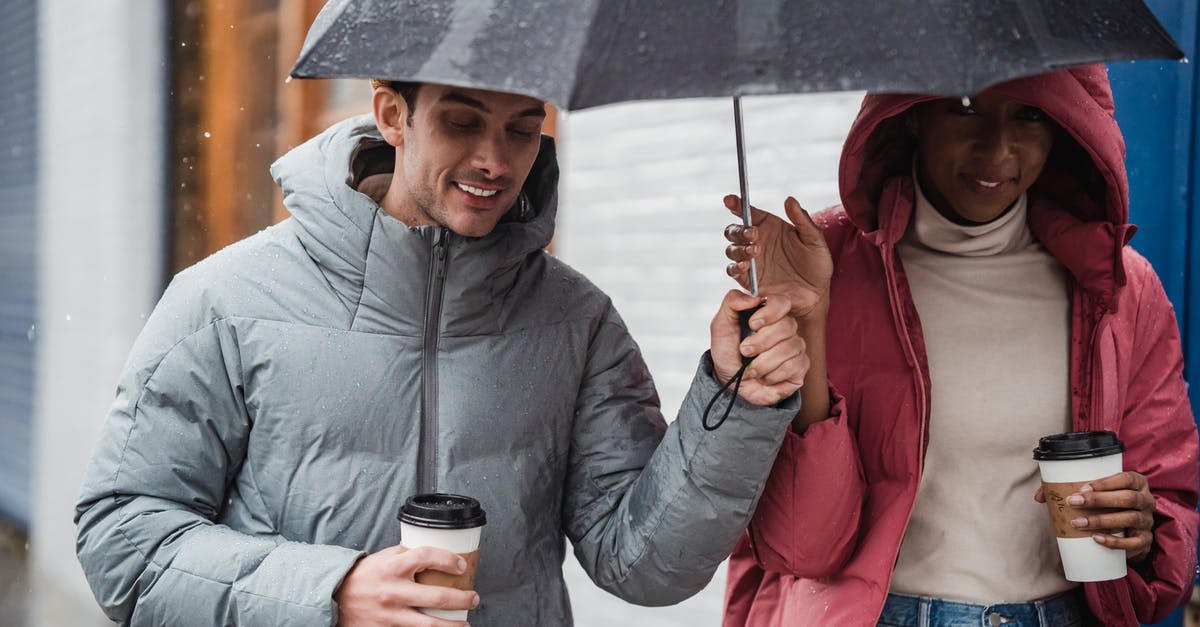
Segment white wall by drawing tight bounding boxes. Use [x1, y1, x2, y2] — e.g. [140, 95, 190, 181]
[555, 91, 863, 625]
[30, 1, 166, 624]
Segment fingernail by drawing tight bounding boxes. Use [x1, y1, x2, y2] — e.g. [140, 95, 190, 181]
[747, 368, 758, 379]
[1067, 495, 1084, 505]
[740, 344, 753, 356]
[471, 593, 480, 608]
[1079, 484, 1094, 493]
[750, 319, 763, 330]
[457, 558, 467, 573]
[1093, 534, 1106, 544]
[1071, 517, 1088, 528]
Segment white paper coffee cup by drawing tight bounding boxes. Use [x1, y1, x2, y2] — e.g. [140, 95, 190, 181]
[1033, 431, 1126, 582]
[398, 493, 487, 620]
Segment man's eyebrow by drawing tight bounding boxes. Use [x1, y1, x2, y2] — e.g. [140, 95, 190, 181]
[516, 106, 548, 119]
[440, 90, 546, 119]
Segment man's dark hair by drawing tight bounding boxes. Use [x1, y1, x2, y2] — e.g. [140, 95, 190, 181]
[371, 80, 420, 125]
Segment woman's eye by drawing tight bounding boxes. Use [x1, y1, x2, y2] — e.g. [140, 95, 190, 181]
[1018, 106, 1049, 122]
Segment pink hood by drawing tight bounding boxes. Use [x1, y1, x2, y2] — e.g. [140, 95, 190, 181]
[840, 64, 1136, 307]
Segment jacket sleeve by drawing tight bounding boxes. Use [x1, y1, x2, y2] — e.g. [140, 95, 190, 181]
[560, 306, 800, 606]
[743, 384, 867, 578]
[735, 209, 868, 581]
[74, 282, 362, 626]
[1088, 265, 1199, 626]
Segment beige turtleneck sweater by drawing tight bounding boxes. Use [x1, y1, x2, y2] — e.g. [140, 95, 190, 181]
[887, 182, 1077, 603]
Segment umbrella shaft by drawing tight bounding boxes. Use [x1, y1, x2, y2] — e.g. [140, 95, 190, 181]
[733, 96, 759, 297]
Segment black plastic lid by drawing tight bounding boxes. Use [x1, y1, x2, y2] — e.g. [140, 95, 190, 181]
[398, 493, 487, 529]
[1033, 430, 1124, 461]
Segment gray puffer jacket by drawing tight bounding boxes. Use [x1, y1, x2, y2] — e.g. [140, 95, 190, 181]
[75, 115, 798, 626]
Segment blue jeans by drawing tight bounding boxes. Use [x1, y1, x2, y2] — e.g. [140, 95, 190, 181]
[876, 590, 1085, 627]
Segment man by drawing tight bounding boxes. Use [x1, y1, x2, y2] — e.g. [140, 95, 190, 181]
[75, 79, 808, 626]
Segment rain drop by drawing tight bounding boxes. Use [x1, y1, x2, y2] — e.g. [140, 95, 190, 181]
[64, 314, 71, 321]
[26, 325, 35, 341]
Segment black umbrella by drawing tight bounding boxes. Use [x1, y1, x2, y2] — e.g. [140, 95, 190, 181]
[291, 0, 1183, 293]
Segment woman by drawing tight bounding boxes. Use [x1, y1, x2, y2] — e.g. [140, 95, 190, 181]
[721, 65, 1199, 626]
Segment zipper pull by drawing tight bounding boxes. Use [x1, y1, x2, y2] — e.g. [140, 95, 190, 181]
[433, 228, 448, 277]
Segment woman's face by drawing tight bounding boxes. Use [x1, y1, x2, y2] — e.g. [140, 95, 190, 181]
[912, 94, 1055, 224]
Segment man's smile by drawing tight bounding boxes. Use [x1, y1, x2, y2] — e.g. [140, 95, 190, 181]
[454, 182, 500, 198]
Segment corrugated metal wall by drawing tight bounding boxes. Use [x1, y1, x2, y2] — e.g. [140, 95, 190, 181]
[0, 0, 38, 527]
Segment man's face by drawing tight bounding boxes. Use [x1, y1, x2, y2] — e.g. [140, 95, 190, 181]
[385, 84, 546, 237]
[912, 94, 1055, 224]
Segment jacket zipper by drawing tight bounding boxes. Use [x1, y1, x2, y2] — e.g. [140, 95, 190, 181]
[881, 243, 930, 479]
[879, 242, 932, 597]
[419, 228, 449, 494]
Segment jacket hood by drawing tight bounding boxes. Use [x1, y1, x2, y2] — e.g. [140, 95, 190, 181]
[839, 64, 1135, 305]
[269, 114, 560, 311]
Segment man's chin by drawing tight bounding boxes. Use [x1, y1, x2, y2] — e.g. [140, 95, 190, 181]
[444, 216, 502, 238]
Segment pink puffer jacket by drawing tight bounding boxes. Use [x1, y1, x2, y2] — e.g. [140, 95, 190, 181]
[724, 65, 1199, 626]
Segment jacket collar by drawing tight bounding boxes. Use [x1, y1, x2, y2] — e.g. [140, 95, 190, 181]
[271, 114, 561, 334]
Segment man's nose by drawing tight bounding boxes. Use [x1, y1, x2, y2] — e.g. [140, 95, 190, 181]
[471, 132, 511, 178]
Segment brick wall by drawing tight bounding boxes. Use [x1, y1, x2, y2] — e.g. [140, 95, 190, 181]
[558, 92, 862, 415]
[555, 92, 862, 624]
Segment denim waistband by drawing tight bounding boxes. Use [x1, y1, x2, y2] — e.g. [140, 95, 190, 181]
[878, 589, 1085, 627]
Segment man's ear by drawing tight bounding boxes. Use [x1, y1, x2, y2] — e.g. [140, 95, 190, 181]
[373, 87, 407, 147]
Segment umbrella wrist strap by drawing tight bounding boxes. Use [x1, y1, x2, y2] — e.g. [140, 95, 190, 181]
[702, 361, 750, 431]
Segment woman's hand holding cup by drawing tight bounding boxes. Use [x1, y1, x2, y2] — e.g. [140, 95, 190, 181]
[1035, 470, 1156, 562]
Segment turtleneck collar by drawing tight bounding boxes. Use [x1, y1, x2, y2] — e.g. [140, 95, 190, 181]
[908, 165, 1035, 257]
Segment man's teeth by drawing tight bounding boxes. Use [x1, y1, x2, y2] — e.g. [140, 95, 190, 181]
[457, 183, 498, 197]
[974, 179, 1001, 188]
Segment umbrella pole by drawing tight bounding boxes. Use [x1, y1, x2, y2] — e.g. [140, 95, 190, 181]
[733, 96, 759, 297]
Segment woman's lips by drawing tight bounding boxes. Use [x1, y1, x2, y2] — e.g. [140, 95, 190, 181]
[961, 173, 1015, 195]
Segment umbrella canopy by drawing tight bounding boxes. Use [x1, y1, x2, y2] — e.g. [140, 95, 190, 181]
[291, 0, 1183, 110]
[290, 0, 1183, 296]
